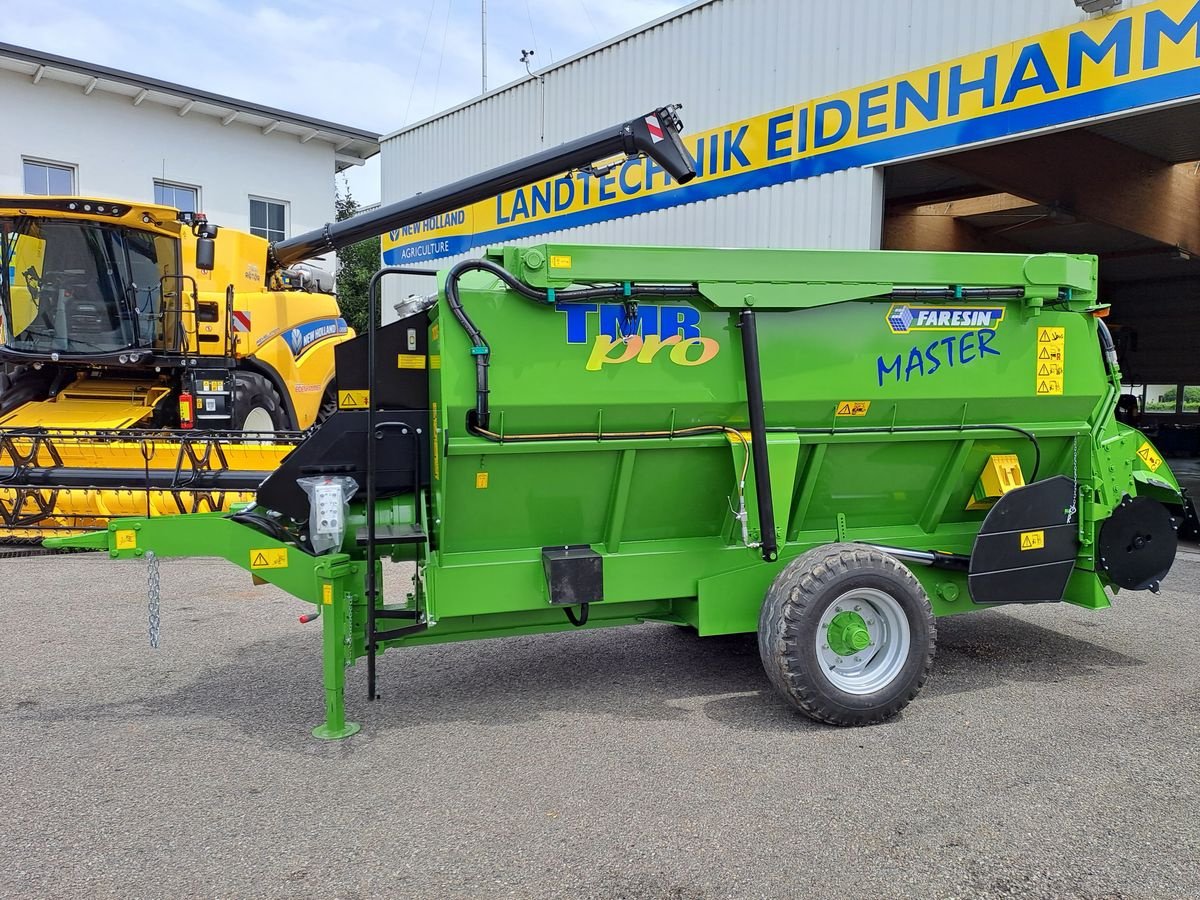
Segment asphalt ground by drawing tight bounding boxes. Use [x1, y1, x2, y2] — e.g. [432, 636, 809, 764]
[2, 547, 1198, 900]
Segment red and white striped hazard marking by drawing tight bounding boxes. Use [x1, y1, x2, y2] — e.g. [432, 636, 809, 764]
[644, 114, 664, 143]
[231, 310, 252, 333]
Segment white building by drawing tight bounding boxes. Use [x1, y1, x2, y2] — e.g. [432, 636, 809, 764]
[0, 41, 379, 243]
[377, 0, 1200, 406]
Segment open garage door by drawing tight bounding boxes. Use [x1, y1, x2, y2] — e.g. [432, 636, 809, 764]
[882, 101, 1200, 498]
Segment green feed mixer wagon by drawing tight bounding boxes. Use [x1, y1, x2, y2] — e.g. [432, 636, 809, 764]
[53, 105, 1196, 739]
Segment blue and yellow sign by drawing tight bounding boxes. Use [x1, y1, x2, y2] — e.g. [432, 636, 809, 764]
[383, 0, 1200, 265]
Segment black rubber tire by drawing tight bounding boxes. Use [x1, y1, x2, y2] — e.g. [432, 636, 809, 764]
[757, 542, 936, 726]
[231, 371, 288, 432]
[315, 385, 338, 425]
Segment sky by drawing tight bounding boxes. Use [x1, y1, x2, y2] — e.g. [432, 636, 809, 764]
[3, 0, 683, 203]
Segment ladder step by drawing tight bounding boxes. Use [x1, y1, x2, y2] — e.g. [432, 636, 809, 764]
[375, 607, 418, 620]
[355, 524, 427, 546]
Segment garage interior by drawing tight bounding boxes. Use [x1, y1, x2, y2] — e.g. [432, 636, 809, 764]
[883, 101, 1200, 499]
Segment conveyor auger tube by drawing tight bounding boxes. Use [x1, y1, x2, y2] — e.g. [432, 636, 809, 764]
[268, 104, 696, 269]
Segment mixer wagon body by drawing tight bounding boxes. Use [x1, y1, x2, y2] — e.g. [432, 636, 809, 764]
[55, 240, 1191, 739]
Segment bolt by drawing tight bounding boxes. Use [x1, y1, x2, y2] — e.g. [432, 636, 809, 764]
[854, 605, 862, 611]
[854, 657, 861, 662]
[822, 644, 828, 650]
[866, 618, 874, 625]
[835, 606, 842, 613]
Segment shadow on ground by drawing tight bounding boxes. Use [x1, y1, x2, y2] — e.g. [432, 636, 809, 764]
[13, 603, 1145, 748]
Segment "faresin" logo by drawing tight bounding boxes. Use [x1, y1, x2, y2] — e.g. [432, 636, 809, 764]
[887, 304, 1006, 333]
[557, 302, 720, 371]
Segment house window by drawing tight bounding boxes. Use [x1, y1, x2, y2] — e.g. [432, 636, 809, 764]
[249, 197, 287, 243]
[23, 158, 76, 195]
[154, 180, 199, 212]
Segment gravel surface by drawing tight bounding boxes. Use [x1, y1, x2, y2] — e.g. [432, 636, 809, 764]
[2, 549, 1198, 899]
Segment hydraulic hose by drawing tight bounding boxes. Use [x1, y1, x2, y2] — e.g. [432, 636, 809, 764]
[444, 258, 695, 431]
[764, 423, 1042, 482]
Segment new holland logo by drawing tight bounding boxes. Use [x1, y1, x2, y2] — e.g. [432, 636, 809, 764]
[887, 304, 1006, 334]
[283, 318, 348, 356]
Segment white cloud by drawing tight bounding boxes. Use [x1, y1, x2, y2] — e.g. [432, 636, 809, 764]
[4, 0, 685, 201]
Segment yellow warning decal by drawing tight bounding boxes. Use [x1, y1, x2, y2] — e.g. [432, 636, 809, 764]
[549, 254, 572, 269]
[430, 355, 441, 370]
[475, 472, 489, 489]
[1020, 530, 1045, 551]
[322, 583, 333, 605]
[1136, 441, 1163, 473]
[250, 548, 288, 570]
[835, 400, 871, 417]
[397, 353, 426, 370]
[115, 530, 137, 550]
[1035, 327, 1065, 396]
[430, 322, 439, 341]
[338, 389, 369, 409]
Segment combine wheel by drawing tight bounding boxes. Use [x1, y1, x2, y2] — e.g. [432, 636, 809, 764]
[757, 543, 936, 726]
[316, 385, 338, 424]
[232, 371, 288, 434]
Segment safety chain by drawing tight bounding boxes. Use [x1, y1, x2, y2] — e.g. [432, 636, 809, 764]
[146, 551, 161, 649]
[1067, 435, 1079, 523]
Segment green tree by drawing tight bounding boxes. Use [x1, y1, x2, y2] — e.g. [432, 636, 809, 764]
[1145, 385, 1200, 411]
[334, 178, 380, 334]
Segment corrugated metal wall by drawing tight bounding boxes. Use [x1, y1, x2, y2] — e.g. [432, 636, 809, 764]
[379, 0, 1155, 310]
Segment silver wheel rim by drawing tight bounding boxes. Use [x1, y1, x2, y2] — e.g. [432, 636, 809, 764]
[241, 406, 275, 434]
[814, 587, 911, 695]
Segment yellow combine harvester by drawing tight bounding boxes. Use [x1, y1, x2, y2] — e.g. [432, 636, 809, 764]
[0, 196, 351, 539]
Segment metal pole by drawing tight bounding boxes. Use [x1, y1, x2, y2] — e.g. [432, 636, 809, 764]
[481, 0, 488, 93]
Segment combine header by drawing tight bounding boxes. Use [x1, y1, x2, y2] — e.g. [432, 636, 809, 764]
[52, 106, 1194, 737]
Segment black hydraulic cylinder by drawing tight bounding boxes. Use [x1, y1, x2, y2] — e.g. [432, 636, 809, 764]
[738, 310, 778, 562]
[269, 105, 696, 269]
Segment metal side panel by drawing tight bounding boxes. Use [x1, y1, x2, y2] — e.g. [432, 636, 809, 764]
[968, 475, 1079, 605]
[0, 380, 170, 429]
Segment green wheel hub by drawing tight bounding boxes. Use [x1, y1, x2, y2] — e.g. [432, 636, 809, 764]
[826, 611, 871, 657]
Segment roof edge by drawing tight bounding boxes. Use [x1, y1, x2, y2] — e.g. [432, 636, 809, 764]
[0, 41, 381, 145]
[380, 0, 718, 142]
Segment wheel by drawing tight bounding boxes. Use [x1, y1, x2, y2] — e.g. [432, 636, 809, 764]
[231, 371, 288, 433]
[757, 543, 936, 726]
[315, 385, 338, 425]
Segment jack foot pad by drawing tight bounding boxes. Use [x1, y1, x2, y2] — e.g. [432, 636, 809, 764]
[312, 721, 361, 740]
